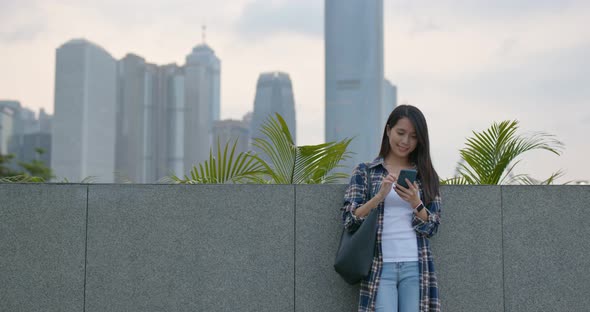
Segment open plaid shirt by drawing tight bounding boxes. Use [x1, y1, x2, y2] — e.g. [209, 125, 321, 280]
[341, 158, 442, 312]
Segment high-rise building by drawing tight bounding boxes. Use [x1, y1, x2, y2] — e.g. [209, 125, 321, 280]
[115, 54, 156, 183]
[22, 132, 51, 166]
[325, 0, 384, 171]
[21, 108, 37, 134]
[212, 119, 250, 156]
[184, 43, 221, 170]
[0, 101, 52, 170]
[116, 54, 187, 183]
[38, 108, 52, 134]
[250, 72, 297, 154]
[0, 105, 16, 156]
[242, 111, 253, 126]
[382, 79, 398, 125]
[158, 64, 185, 179]
[21, 108, 52, 167]
[52, 39, 117, 182]
[0, 101, 21, 160]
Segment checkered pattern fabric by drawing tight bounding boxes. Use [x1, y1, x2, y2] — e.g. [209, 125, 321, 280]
[341, 158, 442, 312]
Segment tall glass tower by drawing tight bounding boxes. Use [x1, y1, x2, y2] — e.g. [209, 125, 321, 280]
[250, 71, 297, 155]
[116, 55, 186, 183]
[184, 44, 221, 169]
[325, 0, 384, 172]
[382, 79, 398, 126]
[52, 39, 117, 182]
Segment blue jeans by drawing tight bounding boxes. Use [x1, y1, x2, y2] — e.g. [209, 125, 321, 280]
[375, 261, 420, 312]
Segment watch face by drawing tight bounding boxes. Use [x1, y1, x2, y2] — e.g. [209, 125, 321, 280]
[417, 204, 424, 212]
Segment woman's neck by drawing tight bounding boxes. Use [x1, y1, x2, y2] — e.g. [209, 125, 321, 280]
[383, 154, 411, 168]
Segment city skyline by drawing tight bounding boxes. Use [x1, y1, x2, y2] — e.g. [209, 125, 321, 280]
[1, 0, 589, 182]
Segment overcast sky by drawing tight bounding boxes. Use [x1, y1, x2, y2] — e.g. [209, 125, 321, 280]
[1, 0, 589, 183]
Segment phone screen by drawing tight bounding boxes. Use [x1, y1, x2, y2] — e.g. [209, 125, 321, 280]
[396, 169, 417, 188]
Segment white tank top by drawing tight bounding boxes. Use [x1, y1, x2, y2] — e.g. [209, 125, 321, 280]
[381, 188, 419, 262]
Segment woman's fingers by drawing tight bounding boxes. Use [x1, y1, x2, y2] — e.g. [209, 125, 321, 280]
[393, 180, 420, 203]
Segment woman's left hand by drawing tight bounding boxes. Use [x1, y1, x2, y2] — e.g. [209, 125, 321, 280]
[394, 179, 421, 208]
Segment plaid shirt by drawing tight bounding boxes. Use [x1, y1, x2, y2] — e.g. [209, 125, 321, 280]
[341, 158, 442, 312]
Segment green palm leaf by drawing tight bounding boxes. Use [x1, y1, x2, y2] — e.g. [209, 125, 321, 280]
[447, 120, 564, 185]
[251, 113, 352, 184]
[171, 138, 266, 184]
[169, 113, 352, 184]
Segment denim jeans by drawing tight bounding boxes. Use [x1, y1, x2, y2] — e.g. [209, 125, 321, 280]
[375, 261, 420, 312]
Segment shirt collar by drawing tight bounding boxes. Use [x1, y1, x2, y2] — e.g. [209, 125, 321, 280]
[367, 157, 384, 169]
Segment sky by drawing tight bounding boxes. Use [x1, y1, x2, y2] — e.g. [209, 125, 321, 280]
[1, 0, 589, 183]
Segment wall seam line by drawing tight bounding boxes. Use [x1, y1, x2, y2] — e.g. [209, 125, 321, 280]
[293, 185, 297, 312]
[501, 186, 506, 312]
[83, 185, 89, 312]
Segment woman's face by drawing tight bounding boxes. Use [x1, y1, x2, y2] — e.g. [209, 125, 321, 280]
[387, 117, 418, 159]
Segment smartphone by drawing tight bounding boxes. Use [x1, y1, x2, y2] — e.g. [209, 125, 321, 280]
[396, 169, 417, 189]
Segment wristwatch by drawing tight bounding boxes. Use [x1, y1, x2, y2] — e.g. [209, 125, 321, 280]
[413, 203, 425, 213]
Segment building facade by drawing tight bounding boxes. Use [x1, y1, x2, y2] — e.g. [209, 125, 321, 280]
[382, 79, 398, 125]
[184, 44, 221, 170]
[212, 119, 250, 156]
[325, 0, 384, 172]
[250, 71, 297, 153]
[52, 39, 117, 182]
[116, 55, 187, 183]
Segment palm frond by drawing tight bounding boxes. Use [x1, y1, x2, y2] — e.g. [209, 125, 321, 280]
[0, 175, 45, 183]
[440, 176, 470, 185]
[171, 138, 266, 184]
[80, 176, 99, 183]
[252, 113, 352, 184]
[455, 120, 565, 185]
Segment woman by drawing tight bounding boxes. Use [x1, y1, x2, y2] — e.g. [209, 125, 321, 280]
[341, 105, 441, 312]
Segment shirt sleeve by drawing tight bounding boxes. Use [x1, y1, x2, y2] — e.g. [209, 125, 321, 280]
[412, 194, 441, 238]
[341, 163, 369, 232]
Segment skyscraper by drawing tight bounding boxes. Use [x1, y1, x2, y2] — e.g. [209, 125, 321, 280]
[158, 64, 185, 179]
[22, 108, 52, 167]
[0, 100, 21, 162]
[184, 43, 221, 170]
[325, 0, 384, 171]
[52, 39, 117, 182]
[0, 101, 52, 169]
[250, 72, 297, 154]
[0, 104, 16, 156]
[382, 79, 398, 125]
[212, 119, 250, 156]
[116, 55, 186, 182]
[115, 54, 158, 183]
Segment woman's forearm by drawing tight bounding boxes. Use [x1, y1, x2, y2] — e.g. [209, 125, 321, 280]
[352, 194, 384, 218]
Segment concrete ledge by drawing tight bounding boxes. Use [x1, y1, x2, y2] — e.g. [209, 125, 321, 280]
[295, 184, 358, 312]
[0, 184, 87, 312]
[433, 186, 504, 312]
[85, 184, 295, 312]
[1, 184, 589, 312]
[503, 186, 590, 312]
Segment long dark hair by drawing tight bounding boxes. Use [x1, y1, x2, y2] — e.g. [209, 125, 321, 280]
[379, 105, 440, 204]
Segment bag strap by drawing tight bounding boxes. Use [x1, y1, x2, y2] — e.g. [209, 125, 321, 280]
[365, 163, 372, 200]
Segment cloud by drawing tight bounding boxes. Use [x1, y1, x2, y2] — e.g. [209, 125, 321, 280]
[0, 0, 46, 43]
[387, 0, 576, 22]
[456, 42, 590, 110]
[234, 0, 322, 40]
[0, 22, 45, 43]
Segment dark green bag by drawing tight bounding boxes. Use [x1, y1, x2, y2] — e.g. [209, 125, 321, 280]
[334, 170, 378, 285]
